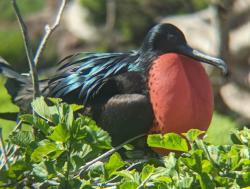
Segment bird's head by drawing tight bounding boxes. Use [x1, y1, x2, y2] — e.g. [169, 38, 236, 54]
[140, 23, 228, 75]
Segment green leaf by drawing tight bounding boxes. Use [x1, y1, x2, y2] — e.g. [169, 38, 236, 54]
[230, 132, 243, 145]
[234, 159, 250, 171]
[19, 114, 33, 124]
[155, 176, 172, 183]
[115, 170, 135, 180]
[48, 97, 63, 104]
[119, 181, 138, 189]
[9, 130, 34, 147]
[88, 161, 105, 178]
[33, 116, 50, 135]
[31, 141, 59, 162]
[183, 129, 205, 142]
[147, 133, 189, 152]
[75, 116, 112, 149]
[177, 176, 194, 189]
[228, 145, 240, 170]
[49, 124, 70, 142]
[70, 104, 84, 112]
[236, 172, 250, 187]
[214, 176, 234, 187]
[60, 103, 74, 129]
[7, 160, 30, 179]
[197, 173, 215, 189]
[163, 153, 177, 168]
[202, 160, 213, 173]
[32, 96, 58, 122]
[181, 150, 203, 173]
[141, 164, 155, 182]
[32, 162, 48, 179]
[105, 152, 125, 178]
[123, 144, 134, 150]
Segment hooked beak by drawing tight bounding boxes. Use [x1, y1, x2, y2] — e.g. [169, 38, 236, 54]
[177, 45, 228, 75]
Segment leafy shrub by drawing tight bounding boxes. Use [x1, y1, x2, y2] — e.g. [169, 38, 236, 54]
[0, 97, 249, 188]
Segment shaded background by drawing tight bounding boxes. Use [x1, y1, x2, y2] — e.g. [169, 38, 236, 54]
[0, 0, 249, 144]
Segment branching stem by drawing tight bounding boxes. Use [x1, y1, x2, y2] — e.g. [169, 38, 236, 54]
[76, 133, 146, 178]
[12, 0, 40, 98]
[34, 0, 66, 65]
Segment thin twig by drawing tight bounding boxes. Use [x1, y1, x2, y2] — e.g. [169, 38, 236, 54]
[101, 160, 148, 187]
[75, 133, 146, 178]
[13, 120, 23, 132]
[0, 128, 9, 169]
[195, 139, 222, 172]
[12, 0, 40, 98]
[105, 0, 116, 32]
[34, 0, 67, 65]
[136, 173, 153, 189]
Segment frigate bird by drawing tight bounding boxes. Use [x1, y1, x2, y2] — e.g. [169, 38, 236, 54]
[0, 23, 228, 148]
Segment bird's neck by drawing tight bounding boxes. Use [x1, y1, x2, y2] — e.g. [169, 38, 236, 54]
[137, 49, 159, 72]
[147, 53, 213, 135]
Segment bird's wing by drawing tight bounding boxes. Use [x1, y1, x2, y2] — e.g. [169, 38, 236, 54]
[93, 94, 153, 145]
[49, 52, 140, 104]
[0, 57, 27, 83]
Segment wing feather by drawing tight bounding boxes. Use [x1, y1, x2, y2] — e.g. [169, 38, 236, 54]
[49, 51, 140, 104]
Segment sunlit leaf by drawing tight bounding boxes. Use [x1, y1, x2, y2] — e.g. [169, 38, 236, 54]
[141, 164, 155, 182]
[147, 133, 189, 152]
[32, 162, 48, 179]
[177, 176, 194, 188]
[183, 129, 205, 142]
[31, 141, 59, 162]
[105, 152, 125, 178]
[115, 170, 135, 180]
[33, 116, 50, 135]
[119, 181, 138, 189]
[48, 97, 63, 105]
[181, 150, 203, 173]
[202, 160, 213, 173]
[155, 176, 172, 183]
[31, 96, 57, 122]
[49, 124, 70, 142]
[9, 130, 34, 147]
[70, 104, 84, 112]
[19, 114, 33, 124]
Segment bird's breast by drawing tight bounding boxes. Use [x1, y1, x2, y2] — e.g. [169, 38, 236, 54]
[148, 53, 213, 135]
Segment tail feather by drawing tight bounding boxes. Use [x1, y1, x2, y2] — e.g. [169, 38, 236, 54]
[0, 57, 31, 112]
[0, 57, 27, 83]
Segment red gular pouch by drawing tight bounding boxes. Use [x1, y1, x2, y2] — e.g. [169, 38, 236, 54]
[148, 53, 213, 155]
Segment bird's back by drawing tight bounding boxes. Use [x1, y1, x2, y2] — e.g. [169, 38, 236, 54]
[48, 51, 141, 105]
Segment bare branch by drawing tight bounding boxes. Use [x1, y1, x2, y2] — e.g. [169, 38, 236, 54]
[34, 0, 67, 65]
[136, 173, 153, 189]
[12, 0, 40, 98]
[13, 120, 23, 132]
[100, 160, 147, 187]
[105, 0, 116, 32]
[75, 133, 146, 178]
